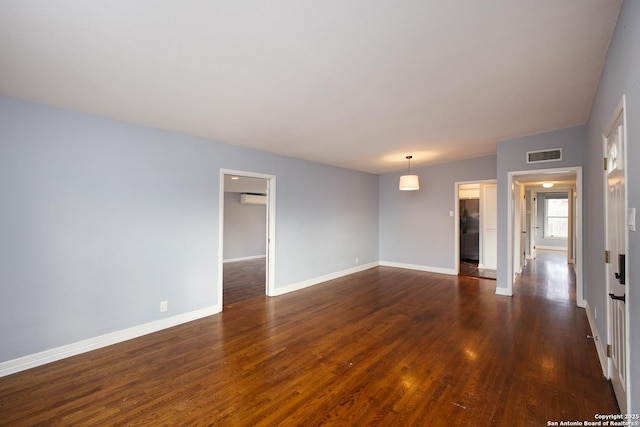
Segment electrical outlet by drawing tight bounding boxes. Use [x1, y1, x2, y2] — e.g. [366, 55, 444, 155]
[355, 257, 359, 264]
[160, 300, 168, 312]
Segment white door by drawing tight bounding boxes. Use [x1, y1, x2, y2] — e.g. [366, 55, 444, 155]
[482, 184, 497, 269]
[512, 180, 523, 280]
[520, 185, 526, 269]
[604, 102, 628, 413]
[530, 192, 537, 259]
[568, 189, 576, 263]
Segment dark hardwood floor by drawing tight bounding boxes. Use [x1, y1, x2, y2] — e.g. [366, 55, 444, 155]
[459, 259, 497, 280]
[0, 254, 618, 425]
[515, 249, 574, 301]
[223, 257, 266, 306]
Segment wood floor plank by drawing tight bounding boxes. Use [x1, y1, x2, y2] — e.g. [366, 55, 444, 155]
[223, 257, 266, 306]
[0, 252, 619, 425]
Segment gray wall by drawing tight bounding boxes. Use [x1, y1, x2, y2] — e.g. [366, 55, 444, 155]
[223, 192, 266, 261]
[379, 155, 496, 270]
[0, 96, 379, 362]
[496, 125, 586, 292]
[585, 0, 640, 412]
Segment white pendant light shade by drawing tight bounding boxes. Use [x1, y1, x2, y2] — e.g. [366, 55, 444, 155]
[399, 155, 420, 190]
[399, 174, 420, 190]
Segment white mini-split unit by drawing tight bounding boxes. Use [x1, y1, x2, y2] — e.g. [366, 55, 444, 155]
[240, 193, 267, 205]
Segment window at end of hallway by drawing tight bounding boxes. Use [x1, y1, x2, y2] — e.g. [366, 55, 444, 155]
[545, 197, 568, 239]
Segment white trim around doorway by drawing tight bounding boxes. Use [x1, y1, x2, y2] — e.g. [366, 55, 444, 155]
[219, 169, 277, 306]
[505, 167, 584, 307]
[454, 179, 497, 275]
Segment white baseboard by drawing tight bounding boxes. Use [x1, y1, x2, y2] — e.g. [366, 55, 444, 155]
[1, 258, 512, 377]
[273, 262, 379, 296]
[223, 255, 266, 263]
[584, 302, 608, 376]
[378, 261, 457, 275]
[477, 263, 498, 270]
[0, 304, 221, 378]
[495, 287, 512, 297]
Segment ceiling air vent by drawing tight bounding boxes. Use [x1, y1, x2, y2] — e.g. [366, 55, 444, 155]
[526, 148, 562, 164]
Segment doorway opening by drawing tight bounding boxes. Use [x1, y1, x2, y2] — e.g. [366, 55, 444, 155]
[529, 190, 573, 261]
[455, 180, 497, 279]
[219, 169, 276, 309]
[506, 167, 582, 306]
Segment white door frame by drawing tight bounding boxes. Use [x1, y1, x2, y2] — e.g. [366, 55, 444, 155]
[602, 94, 630, 413]
[512, 179, 524, 281]
[529, 190, 538, 260]
[568, 188, 576, 263]
[454, 179, 497, 274]
[219, 169, 277, 306]
[506, 167, 583, 306]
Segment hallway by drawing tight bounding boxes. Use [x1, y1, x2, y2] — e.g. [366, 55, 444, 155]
[514, 249, 576, 302]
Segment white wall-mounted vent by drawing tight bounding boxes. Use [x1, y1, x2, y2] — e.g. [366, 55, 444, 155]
[240, 193, 267, 205]
[526, 148, 562, 164]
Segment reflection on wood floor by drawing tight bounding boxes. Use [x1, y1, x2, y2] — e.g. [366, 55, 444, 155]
[0, 251, 617, 425]
[223, 256, 266, 306]
[515, 249, 574, 302]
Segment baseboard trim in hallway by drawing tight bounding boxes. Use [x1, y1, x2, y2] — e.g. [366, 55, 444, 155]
[585, 301, 608, 376]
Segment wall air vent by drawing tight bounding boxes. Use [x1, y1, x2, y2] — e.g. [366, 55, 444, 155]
[526, 148, 562, 164]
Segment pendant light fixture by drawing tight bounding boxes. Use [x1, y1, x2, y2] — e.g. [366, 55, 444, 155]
[399, 155, 420, 191]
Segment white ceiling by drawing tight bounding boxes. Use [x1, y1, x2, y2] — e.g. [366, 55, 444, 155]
[0, 1, 622, 174]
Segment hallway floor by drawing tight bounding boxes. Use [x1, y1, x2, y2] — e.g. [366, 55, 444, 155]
[515, 249, 575, 302]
